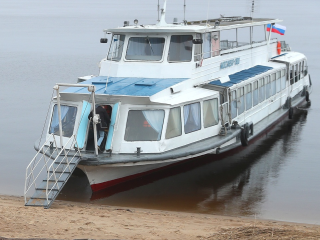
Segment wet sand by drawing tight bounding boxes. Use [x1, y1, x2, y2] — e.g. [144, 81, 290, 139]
[1, 195, 320, 239]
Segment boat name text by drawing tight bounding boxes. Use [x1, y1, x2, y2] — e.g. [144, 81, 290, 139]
[220, 58, 240, 69]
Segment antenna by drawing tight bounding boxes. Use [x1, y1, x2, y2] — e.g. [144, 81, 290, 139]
[158, 0, 160, 22]
[250, 0, 255, 18]
[184, 0, 186, 22]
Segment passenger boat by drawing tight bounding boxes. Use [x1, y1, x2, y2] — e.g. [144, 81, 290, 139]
[24, 1, 312, 208]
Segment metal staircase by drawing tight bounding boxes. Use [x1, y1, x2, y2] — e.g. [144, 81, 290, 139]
[24, 134, 81, 209]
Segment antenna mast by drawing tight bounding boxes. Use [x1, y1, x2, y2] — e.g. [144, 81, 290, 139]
[184, 0, 186, 22]
[158, 0, 160, 22]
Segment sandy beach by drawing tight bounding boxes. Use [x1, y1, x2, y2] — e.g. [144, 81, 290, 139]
[0, 195, 319, 239]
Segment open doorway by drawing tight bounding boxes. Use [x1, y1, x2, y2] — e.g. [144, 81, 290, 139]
[86, 104, 113, 152]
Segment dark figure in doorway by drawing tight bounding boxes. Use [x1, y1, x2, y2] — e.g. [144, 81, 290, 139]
[88, 105, 110, 151]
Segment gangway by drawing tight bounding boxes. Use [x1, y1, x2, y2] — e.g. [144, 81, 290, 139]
[24, 134, 81, 209]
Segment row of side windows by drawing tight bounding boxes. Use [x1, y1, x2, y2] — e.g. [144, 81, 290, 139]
[231, 69, 286, 119]
[124, 99, 219, 142]
[290, 60, 307, 85]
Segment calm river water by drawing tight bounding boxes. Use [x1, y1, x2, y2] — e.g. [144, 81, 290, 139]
[0, 0, 319, 225]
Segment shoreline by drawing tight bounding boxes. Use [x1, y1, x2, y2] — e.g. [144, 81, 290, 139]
[1, 195, 320, 239]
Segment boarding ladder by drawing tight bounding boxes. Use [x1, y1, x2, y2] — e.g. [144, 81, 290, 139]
[24, 134, 81, 209]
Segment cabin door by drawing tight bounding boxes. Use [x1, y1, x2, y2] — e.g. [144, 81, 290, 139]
[211, 32, 220, 56]
[105, 102, 121, 151]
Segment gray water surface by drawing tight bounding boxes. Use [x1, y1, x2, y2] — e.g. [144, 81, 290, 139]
[0, 0, 319, 225]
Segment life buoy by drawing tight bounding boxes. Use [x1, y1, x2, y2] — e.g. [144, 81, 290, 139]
[306, 91, 310, 102]
[277, 41, 281, 55]
[289, 107, 294, 119]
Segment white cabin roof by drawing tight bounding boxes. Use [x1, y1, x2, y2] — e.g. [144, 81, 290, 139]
[105, 18, 282, 34]
[271, 52, 307, 64]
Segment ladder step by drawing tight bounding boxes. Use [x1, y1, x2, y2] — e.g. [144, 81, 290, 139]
[45, 172, 71, 182]
[49, 170, 71, 174]
[50, 163, 77, 173]
[30, 189, 57, 200]
[25, 198, 51, 207]
[38, 180, 64, 190]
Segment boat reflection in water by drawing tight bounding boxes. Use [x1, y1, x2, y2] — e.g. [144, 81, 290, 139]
[58, 108, 308, 217]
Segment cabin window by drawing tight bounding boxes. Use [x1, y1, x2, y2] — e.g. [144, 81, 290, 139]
[302, 61, 305, 77]
[245, 84, 252, 110]
[271, 73, 276, 95]
[295, 64, 298, 82]
[126, 37, 165, 61]
[231, 90, 237, 119]
[203, 99, 219, 128]
[237, 87, 245, 115]
[203, 33, 211, 59]
[165, 107, 182, 139]
[184, 102, 201, 134]
[168, 35, 193, 62]
[107, 34, 125, 61]
[253, 81, 259, 106]
[259, 78, 265, 103]
[194, 33, 202, 61]
[299, 62, 302, 80]
[124, 110, 165, 141]
[265, 75, 271, 98]
[49, 105, 77, 138]
[290, 65, 294, 85]
[276, 71, 281, 93]
[281, 70, 286, 90]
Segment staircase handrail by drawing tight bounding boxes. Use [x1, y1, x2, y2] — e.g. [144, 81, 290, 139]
[24, 134, 59, 204]
[45, 135, 81, 203]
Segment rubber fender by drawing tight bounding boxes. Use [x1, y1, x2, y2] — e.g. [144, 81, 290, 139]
[240, 123, 249, 146]
[306, 91, 310, 102]
[249, 123, 254, 135]
[289, 107, 294, 119]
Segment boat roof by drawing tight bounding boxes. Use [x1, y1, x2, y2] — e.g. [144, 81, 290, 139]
[208, 63, 284, 88]
[62, 76, 187, 97]
[106, 17, 282, 34]
[271, 51, 307, 64]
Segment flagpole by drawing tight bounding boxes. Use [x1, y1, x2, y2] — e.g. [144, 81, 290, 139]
[267, 24, 273, 59]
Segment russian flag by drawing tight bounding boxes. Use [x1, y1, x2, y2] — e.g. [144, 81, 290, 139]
[266, 24, 286, 35]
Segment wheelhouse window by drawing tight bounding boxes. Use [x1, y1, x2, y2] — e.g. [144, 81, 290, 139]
[203, 99, 219, 128]
[168, 35, 193, 62]
[194, 33, 202, 61]
[126, 37, 165, 61]
[49, 105, 77, 138]
[183, 102, 201, 134]
[124, 110, 165, 141]
[107, 34, 125, 61]
[165, 107, 182, 139]
[203, 33, 211, 59]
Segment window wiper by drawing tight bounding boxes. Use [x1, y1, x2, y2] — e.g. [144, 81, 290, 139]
[146, 36, 154, 55]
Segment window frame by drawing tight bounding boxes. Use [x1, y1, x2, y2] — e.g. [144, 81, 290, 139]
[203, 98, 220, 128]
[124, 36, 167, 62]
[167, 35, 193, 63]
